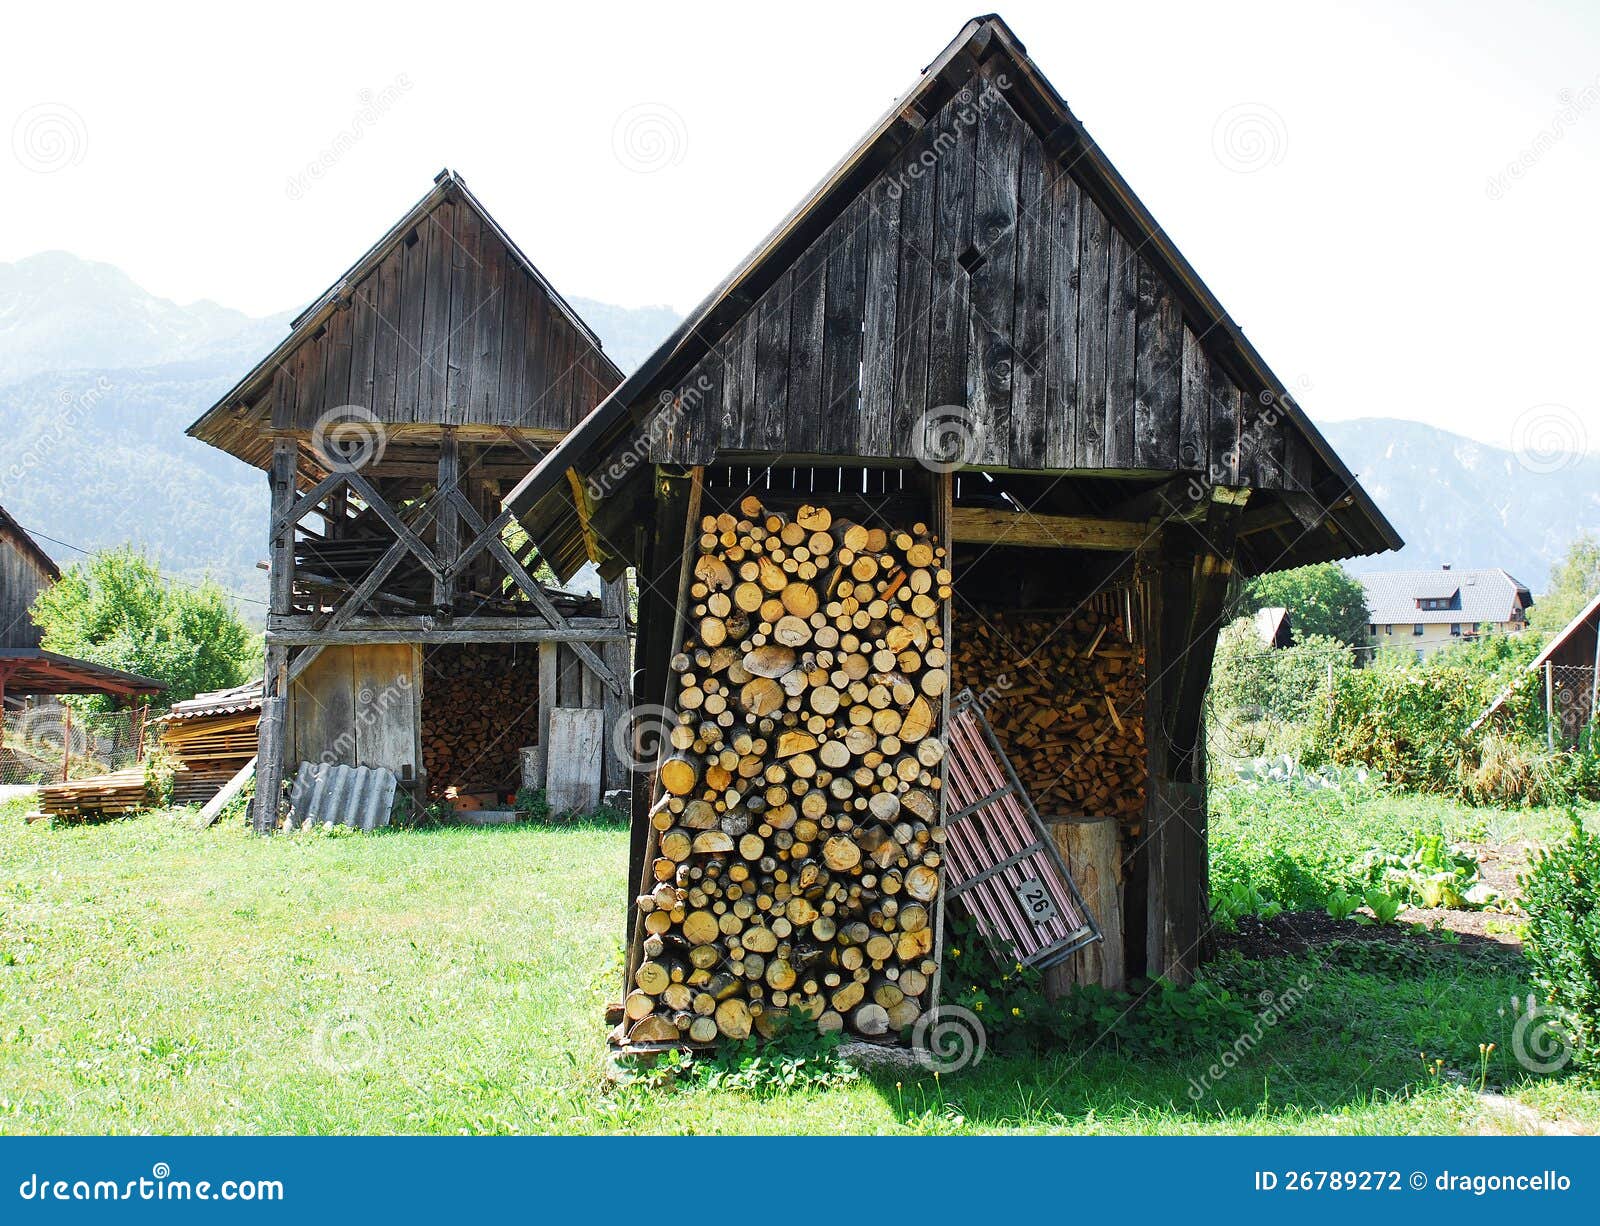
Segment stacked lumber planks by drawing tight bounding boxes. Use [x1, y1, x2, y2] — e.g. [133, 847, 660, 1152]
[38, 768, 150, 819]
[161, 708, 260, 806]
[625, 493, 951, 1046]
[952, 607, 1146, 827]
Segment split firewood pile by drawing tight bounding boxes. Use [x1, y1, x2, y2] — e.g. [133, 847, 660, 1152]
[952, 607, 1145, 826]
[624, 495, 952, 1046]
[422, 643, 541, 795]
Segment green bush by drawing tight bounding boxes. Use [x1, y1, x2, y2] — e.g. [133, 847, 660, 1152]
[940, 914, 1253, 1057]
[1299, 632, 1597, 805]
[1519, 813, 1600, 1071]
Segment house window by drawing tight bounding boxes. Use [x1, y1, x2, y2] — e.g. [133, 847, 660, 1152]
[1451, 623, 1461, 636]
[1385, 624, 1393, 636]
[1413, 624, 1424, 636]
[1416, 649, 1426, 662]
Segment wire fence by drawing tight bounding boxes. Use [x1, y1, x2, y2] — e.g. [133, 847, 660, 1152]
[0, 702, 149, 788]
[1547, 662, 1597, 749]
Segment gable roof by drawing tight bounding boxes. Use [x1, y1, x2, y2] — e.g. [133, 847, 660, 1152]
[504, 13, 1402, 583]
[0, 505, 60, 581]
[1254, 606, 1292, 648]
[1361, 567, 1532, 625]
[187, 170, 623, 468]
[1524, 589, 1600, 673]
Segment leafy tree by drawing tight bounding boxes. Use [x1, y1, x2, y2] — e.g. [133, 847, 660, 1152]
[1237, 562, 1370, 648]
[30, 547, 259, 709]
[1211, 619, 1354, 726]
[1531, 531, 1600, 634]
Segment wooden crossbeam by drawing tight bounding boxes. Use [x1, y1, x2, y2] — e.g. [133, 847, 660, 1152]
[286, 536, 412, 685]
[342, 469, 444, 580]
[270, 471, 347, 539]
[950, 506, 1154, 551]
[447, 489, 624, 696]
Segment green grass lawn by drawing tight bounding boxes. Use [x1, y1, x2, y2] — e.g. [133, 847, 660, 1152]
[1, 794, 1595, 1135]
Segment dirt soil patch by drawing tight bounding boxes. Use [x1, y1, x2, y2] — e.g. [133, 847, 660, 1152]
[1215, 838, 1530, 960]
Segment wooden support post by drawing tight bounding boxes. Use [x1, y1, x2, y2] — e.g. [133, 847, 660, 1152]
[254, 439, 298, 833]
[600, 572, 631, 792]
[1546, 659, 1556, 751]
[60, 703, 71, 783]
[538, 640, 558, 785]
[433, 427, 459, 611]
[622, 465, 702, 990]
[928, 468, 953, 1009]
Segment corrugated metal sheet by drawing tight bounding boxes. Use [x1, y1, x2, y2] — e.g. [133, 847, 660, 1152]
[943, 690, 1100, 970]
[286, 762, 397, 831]
[158, 680, 264, 723]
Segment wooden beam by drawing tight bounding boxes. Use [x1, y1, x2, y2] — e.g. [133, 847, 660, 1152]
[342, 469, 443, 580]
[270, 470, 347, 539]
[285, 536, 412, 684]
[497, 425, 545, 466]
[433, 428, 459, 608]
[268, 440, 298, 617]
[950, 506, 1154, 551]
[268, 614, 614, 633]
[267, 624, 626, 646]
[625, 464, 704, 994]
[447, 489, 623, 696]
[565, 466, 610, 570]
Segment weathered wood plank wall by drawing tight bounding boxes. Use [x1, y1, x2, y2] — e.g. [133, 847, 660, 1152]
[654, 72, 1312, 491]
[269, 196, 614, 435]
[0, 532, 53, 649]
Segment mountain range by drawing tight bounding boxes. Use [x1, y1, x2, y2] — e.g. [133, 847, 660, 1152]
[0, 252, 1594, 619]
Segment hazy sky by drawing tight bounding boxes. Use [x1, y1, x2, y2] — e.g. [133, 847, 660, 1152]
[4, 0, 1598, 456]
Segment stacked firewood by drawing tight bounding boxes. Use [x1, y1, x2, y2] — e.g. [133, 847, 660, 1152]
[952, 608, 1145, 824]
[422, 643, 541, 794]
[625, 495, 951, 1046]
